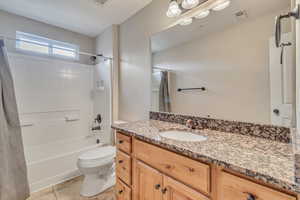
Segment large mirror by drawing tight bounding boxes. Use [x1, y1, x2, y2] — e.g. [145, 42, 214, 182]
[151, 0, 294, 126]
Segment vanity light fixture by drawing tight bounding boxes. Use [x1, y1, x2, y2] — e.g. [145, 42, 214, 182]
[212, 0, 231, 11]
[166, 0, 182, 17]
[194, 10, 210, 19]
[179, 17, 193, 26]
[167, 0, 231, 26]
[182, 0, 200, 9]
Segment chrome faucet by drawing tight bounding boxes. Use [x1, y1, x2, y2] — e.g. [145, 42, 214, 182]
[91, 114, 102, 131]
[186, 119, 196, 129]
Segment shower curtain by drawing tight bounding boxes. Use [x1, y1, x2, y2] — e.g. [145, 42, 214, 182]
[0, 39, 30, 200]
[159, 71, 171, 112]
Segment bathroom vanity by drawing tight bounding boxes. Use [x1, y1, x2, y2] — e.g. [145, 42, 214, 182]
[113, 1, 300, 199]
[113, 119, 300, 200]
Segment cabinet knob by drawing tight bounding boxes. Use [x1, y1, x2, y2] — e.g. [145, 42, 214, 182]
[165, 164, 172, 169]
[118, 190, 123, 194]
[161, 188, 167, 194]
[118, 160, 124, 164]
[244, 192, 256, 200]
[247, 194, 256, 200]
[155, 184, 161, 190]
[119, 140, 124, 144]
[188, 167, 195, 172]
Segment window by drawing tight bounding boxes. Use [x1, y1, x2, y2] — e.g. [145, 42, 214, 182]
[16, 31, 79, 60]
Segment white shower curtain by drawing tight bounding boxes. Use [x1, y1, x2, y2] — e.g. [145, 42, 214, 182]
[0, 39, 30, 200]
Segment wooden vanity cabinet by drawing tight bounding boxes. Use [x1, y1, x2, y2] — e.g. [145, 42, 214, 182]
[133, 160, 163, 200]
[218, 171, 296, 200]
[116, 132, 132, 200]
[116, 150, 132, 185]
[115, 132, 298, 200]
[116, 178, 131, 200]
[163, 175, 209, 200]
[133, 138, 210, 194]
[116, 133, 132, 153]
[133, 160, 208, 200]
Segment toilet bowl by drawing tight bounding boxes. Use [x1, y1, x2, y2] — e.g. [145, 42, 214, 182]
[77, 145, 116, 197]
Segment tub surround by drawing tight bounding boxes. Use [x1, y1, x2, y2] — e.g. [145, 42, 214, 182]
[150, 111, 292, 143]
[112, 119, 300, 194]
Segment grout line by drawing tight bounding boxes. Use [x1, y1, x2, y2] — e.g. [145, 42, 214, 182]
[53, 186, 59, 200]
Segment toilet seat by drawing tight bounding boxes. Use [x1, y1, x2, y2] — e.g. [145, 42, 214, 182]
[78, 146, 116, 168]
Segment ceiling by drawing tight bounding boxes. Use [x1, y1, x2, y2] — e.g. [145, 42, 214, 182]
[152, 0, 290, 53]
[0, 0, 152, 37]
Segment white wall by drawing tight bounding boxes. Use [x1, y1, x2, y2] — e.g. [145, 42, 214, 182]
[119, 0, 175, 121]
[8, 53, 94, 191]
[0, 10, 95, 62]
[94, 25, 119, 144]
[152, 11, 285, 124]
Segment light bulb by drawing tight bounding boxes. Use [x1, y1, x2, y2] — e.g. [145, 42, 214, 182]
[166, 1, 182, 17]
[179, 18, 193, 26]
[194, 10, 210, 19]
[212, 0, 230, 11]
[182, 0, 199, 9]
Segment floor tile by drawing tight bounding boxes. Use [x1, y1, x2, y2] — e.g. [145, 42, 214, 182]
[28, 177, 115, 200]
[27, 192, 57, 200]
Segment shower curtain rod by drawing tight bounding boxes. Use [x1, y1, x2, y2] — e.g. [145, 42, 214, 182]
[0, 35, 113, 60]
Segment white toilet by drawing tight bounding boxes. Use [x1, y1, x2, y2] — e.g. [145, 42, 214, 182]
[77, 145, 116, 197]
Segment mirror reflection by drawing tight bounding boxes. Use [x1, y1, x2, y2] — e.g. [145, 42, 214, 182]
[151, 0, 294, 126]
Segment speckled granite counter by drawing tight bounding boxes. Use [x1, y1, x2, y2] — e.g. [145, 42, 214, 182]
[112, 120, 300, 193]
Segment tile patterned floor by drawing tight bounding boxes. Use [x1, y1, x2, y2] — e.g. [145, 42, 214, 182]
[27, 176, 116, 200]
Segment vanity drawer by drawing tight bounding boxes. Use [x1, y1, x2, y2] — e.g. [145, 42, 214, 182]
[116, 150, 132, 185]
[219, 172, 296, 200]
[116, 178, 131, 200]
[116, 132, 131, 153]
[133, 139, 210, 194]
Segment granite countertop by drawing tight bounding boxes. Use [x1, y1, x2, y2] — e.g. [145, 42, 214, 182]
[112, 120, 300, 193]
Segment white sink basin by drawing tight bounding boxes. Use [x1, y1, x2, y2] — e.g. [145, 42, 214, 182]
[159, 130, 207, 142]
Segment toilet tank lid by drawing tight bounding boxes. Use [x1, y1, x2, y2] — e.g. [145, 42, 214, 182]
[79, 146, 116, 160]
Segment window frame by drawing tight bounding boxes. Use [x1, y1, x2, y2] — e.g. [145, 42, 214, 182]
[16, 31, 79, 60]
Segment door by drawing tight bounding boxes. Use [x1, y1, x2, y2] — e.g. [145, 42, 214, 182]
[133, 160, 163, 200]
[162, 176, 209, 200]
[269, 33, 294, 126]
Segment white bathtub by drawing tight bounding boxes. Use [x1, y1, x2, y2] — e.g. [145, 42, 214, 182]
[9, 53, 108, 193]
[25, 136, 103, 193]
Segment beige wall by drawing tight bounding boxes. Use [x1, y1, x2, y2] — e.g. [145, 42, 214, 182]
[0, 10, 95, 57]
[94, 25, 119, 144]
[119, 0, 175, 121]
[153, 11, 286, 124]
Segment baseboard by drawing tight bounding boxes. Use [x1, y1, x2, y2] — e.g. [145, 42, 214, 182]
[30, 169, 82, 193]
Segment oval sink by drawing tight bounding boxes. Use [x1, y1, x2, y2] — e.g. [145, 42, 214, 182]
[159, 130, 207, 142]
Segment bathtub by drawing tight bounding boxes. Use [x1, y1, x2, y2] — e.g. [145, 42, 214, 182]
[24, 136, 103, 193]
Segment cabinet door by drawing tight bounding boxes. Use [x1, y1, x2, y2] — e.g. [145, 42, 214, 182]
[163, 175, 209, 200]
[218, 172, 296, 200]
[133, 160, 163, 200]
[116, 150, 132, 185]
[116, 178, 131, 200]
